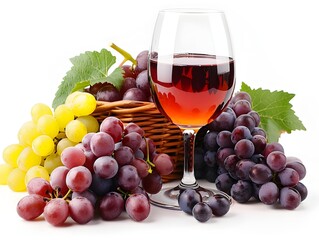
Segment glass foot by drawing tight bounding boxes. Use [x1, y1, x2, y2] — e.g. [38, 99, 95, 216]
[149, 182, 232, 210]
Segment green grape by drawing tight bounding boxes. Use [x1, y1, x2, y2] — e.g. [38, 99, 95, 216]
[65, 91, 82, 106]
[17, 147, 42, 172]
[70, 92, 97, 116]
[0, 163, 14, 185]
[25, 165, 50, 185]
[2, 143, 24, 167]
[77, 115, 99, 133]
[56, 138, 77, 155]
[7, 168, 26, 192]
[18, 121, 41, 146]
[54, 104, 74, 131]
[44, 153, 62, 174]
[36, 115, 59, 139]
[32, 135, 55, 157]
[65, 119, 87, 143]
[31, 103, 53, 123]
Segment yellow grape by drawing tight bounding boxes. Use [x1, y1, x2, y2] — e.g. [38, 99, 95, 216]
[54, 104, 74, 131]
[36, 114, 59, 139]
[17, 147, 42, 171]
[18, 121, 41, 146]
[65, 91, 82, 106]
[77, 115, 99, 133]
[70, 92, 97, 116]
[32, 135, 55, 156]
[56, 138, 77, 155]
[65, 119, 87, 143]
[31, 103, 53, 123]
[25, 165, 50, 185]
[7, 168, 26, 192]
[0, 163, 14, 185]
[2, 143, 24, 167]
[44, 153, 62, 174]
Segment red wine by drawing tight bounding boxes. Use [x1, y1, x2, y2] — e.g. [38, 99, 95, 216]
[149, 53, 235, 129]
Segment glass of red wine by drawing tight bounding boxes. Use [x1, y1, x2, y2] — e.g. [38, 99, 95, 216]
[148, 9, 236, 209]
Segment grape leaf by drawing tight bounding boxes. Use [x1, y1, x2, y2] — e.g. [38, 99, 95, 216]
[240, 82, 306, 143]
[52, 49, 124, 109]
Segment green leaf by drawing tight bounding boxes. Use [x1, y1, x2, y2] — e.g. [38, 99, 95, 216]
[52, 49, 124, 109]
[240, 82, 306, 143]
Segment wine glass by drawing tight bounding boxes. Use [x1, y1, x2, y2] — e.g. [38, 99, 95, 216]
[148, 9, 236, 209]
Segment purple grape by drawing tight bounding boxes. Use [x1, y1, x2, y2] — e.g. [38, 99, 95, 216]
[277, 167, 299, 187]
[117, 165, 141, 191]
[234, 139, 255, 159]
[293, 182, 308, 201]
[248, 110, 260, 126]
[251, 135, 267, 154]
[203, 150, 217, 167]
[61, 146, 86, 169]
[99, 192, 124, 220]
[120, 77, 136, 95]
[266, 151, 287, 172]
[141, 169, 162, 194]
[231, 91, 252, 104]
[114, 146, 134, 166]
[259, 182, 279, 205]
[215, 173, 235, 195]
[230, 180, 253, 203]
[99, 116, 124, 143]
[192, 202, 212, 222]
[286, 161, 306, 180]
[131, 158, 150, 178]
[263, 142, 285, 158]
[206, 194, 231, 217]
[235, 159, 256, 180]
[122, 132, 143, 153]
[136, 70, 150, 97]
[216, 130, 234, 148]
[152, 153, 174, 176]
[210, 112, 235, 132]
[178, 189, 202, 215]
[96, 84, 122, 102]
[72, 190, 97, 207]
[66, 166, 92, 193]
[27, 177, 53, 198]
[231, 126, 252, 144]
[232, 100, 251, 117]
[50, 166, 69, 197]
[89, 174, 114, 196]
[69, 196, 94, 224]
[123, 88, 147, 101]
[124, 122, 145, 136]
[93, 156, 119, 179]
[203, 131, 218, 151]
[90, 132, 115, 157]
[249, 163, 273, 184]
[135, 50, 148, 73]
[251, 127, 267, 138]
[279, 187, 301, 210]
[216, 147, 235, 167]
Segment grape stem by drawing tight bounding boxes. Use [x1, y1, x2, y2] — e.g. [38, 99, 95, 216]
[144, 138, 155, 173]
[110, 43, 137, 66]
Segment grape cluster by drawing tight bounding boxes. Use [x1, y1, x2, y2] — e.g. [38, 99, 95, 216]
[195, 91, 308, 210]
[178, 189, 231, 222]
[87, 50, 151, 102]
[16, 116, 174, 225]
[0, 92, 98, 191]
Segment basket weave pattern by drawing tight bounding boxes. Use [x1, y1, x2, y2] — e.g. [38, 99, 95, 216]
[92, 100, 184, 182]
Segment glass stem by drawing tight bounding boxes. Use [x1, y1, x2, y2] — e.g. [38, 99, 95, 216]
[179, 129, 199, 189]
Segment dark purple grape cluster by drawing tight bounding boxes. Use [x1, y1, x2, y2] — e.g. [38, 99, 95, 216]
[195, 91, 308, 210]
[178, 189, 231, 222]
[16, 116, 174, 225]
[87, 50, 152, 102]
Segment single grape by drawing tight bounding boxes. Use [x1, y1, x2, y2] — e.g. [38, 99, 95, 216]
[89, 173, 114, 197]
[7, 168, 26, 192]
[36, 114, 59, 139]
[25, 165, 50, 185]
[286, 161, 306, 180]
[31, 103, 53, 123]
[178, 189, 202, 215]
[277, 167, 299, 187]
[124, 122, 145, 136]
[136, 70, 150, 97]
[216, 130, 234, 148]
[248, 110, 260, 127]
[17, 194, 46, 220]
[234, 114, 256, 132]
[65, 119, 88, 143]
[216, 147, 235, 167]
[43, 198, 69, 226]
[50, 166, 69, 197]
[72, 190, 97, 207]
[117, 165, 140, 191]
[235, 159, 256, 181]
[231, 126, 252, 144]
[2, 143, 24, 167]
[66, 166, 92, 193]
[293, 182, 308, 201]
[259, 182, 279, 205]
[61, 146, 86, 169]
[125, 193, 150, 222]
[93, 156, 119, 179]
[17, 146, 42, 172]
[99, 192, 124, 220]
[251, 127, 267, 138]
[234, 139, 255, 159]
[230, 180, 253, 203]
[120, 77, 137, 95]
[192, 202, 212, 222]
[99, 116, 124, 143]
[203, 131, 218, 151]
[96, 84, 122, 102]
[206, 194, 231, 217]
[54, 104, 74, 131]
[76, 115, 99, 133]
[141, 169, 162, 194]
[203, 150, 217, 167]
[231, 91, 252, 104]
[90, 132, 115, 157]
[266, 151, 287, 172]
[279, 187, 301, 210]
[153, 153, 174, 176]
[215, 173, 235, 195]
[131, 158, 149, 178]
[113, 145, 134, 166]
[44, 153, 63, 174]
[69, 92, 96, 116]
[251, 135, 267, 154]
[210, 112, 235, 132]
[122, 88, 147, 101]
[232, 100, 252, 117]
[263, 142, 284, 158]
[249, 163, 273, 184]
[69, 196, 94, 224]
[27, 177, 53, 198]
[122, 132, 143, 153]
[135, 50, 148, 73]
[18, 121, 40, 146]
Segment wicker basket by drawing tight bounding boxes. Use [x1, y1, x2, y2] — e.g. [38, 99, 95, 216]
[92, 100, 184, 182]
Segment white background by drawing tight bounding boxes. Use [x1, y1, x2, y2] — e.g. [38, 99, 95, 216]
[0, 0, 318, 239]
